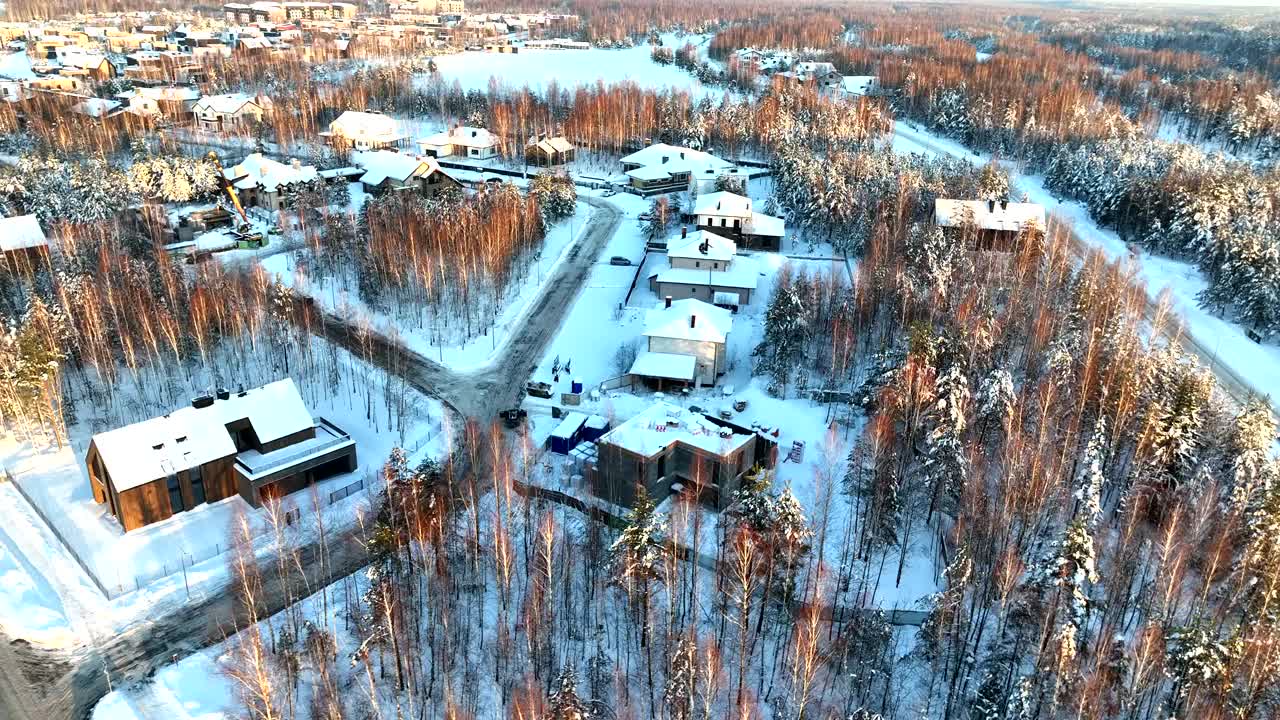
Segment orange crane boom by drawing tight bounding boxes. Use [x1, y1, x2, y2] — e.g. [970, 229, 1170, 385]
[206, 151, 249, 227]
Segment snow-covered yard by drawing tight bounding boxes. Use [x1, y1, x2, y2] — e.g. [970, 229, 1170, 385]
[0, 340, 448, 602]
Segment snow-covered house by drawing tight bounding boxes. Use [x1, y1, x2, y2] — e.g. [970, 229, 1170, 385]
[118, 84, 201, 119]
[630, 297, 733, 388]
[934, 198, 1046, 249]
[417, 126, 499, 159]
[648, 228, 760, 307]
[692, 191, 785, 251]
[840, 75, 880, 96]
[52, 47, 115, 80]
[355, 150, 460, 196]
[86, 379, 357, 532]
[223, 153, 319, 211]
[781, 60, 841, 89]
[73, 97, 123, 118]
[524, 134, 574, 167]
[589, 400, 778, 508]
[0, 214, 49, 270]
[619, 143, 739, 194]
[191, 92, 270, 131]
[324, 110, 408, 151]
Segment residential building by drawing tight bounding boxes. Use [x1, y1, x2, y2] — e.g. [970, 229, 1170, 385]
[324, 110, 408, 151]
[355, 150, 460, 196]
[589, 401, 778, 508]
[417, 125, 499, 159]
[0, 214, 49, 272]
[840, 75, 881, 96]
[191, 92, 270, 131]
[86, 379, 357, 531]
[619, 143, 738, 194]
[524, 134, 574, 166]
[648, 228, 760, 307]
[630, 297, 733, 388]
[223, 153, 319, 211]
[934, 198, 1046, 249]
[691, 191, 785, 251]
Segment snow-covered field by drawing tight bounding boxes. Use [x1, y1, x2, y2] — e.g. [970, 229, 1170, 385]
[426, 33, 725, 98]
[262, 201, 592, 371]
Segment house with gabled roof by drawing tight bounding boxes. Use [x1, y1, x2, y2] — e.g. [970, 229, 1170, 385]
[692, 191, 785, 251]
[934, 198, 1046, 250]
[525, 134, 574, 166]
[355, 150, 460, 196]
[619, 143, 740, 195]
[648, 227, 760, 307]
[629, 297, 733, 388]
[86, 379, 357, 531]
[324, 110, 408, 151]
[224, 153, 319, 211]
[417, 125, 499, 159]
[191, 92, 270, 131]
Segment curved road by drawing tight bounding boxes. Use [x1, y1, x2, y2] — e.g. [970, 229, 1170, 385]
[0, 196, 623, 720]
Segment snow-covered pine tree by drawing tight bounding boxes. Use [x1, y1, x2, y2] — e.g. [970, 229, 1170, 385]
[548, 664, 589, 720]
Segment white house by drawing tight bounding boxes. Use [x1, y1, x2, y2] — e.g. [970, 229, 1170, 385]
[191, 93, 270, 131]
[631, 297, 734, 387]
[417, 126, 499, 159]
[0, 214, 48, 254]
[692, 191, 785, 251]
[840, 75, 880, 96]
[649, 228, 760, 308]
[324, 111, 408, 151]
[618, 143, 740, 194]
[934, 198, 1046, 242]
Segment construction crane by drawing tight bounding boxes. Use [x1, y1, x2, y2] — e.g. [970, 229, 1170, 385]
[205, 151, 264, 249]
[205, 151, 249, 229]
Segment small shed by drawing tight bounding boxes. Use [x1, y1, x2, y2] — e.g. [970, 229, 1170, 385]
[582, 414, 611, 442]
[548, 411, 588, 454]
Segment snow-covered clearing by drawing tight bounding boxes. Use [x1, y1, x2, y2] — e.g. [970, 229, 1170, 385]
[425, 33, 727, 98]
[891, 121, 1280, 407]
[262, 201, 592, 372]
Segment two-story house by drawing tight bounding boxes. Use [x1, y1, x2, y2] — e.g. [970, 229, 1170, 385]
[417, 125, 500, 159]
[85, 379, 357, 531]
[324, 110, 408, 151]
[618, 143, 740, 195]
[648, 228, 760, 308]
[629, 297, 733, 388]
[691, 191, 785, 251]
[355, 150, 460, 196]
[191, 92, 271, 131]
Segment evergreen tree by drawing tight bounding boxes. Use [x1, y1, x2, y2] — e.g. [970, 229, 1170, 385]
[548, 664, 589, 720]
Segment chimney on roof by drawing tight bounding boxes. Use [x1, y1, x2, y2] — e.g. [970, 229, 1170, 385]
[679, 151, 685, 159]
[1000, 199, 1008, 210]
[716, 201, 720, 210]
[987, 199, 996, 212]
[216, 387, 230, 400]
[665, 295, 672, 308]
[661, 155, 668, 164]
[681, 226, 687, 239]
[689, 314, 696, 328]
[290, 157, 300, 169]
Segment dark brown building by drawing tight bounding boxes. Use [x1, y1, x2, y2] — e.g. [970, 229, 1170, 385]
[589, 402, 777, 508]
[86, 379, 357, 531]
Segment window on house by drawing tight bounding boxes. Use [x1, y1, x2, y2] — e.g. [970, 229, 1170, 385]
[190, 465, 206, 505]
[657, 453, 667, 480]
[720, 218, 726, 227]
[167, 474, 184, 514]
[695, 261, 700, 268]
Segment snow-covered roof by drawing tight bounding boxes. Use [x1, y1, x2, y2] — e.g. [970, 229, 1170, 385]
[528, 135, 573, 153]
[225, 152, 318, 192]
[0, 215, 48, 252]
[620, 143, 734, 179]
[550, 411, 587, 440]
[90, 378, 315, 491]
[355, 150, 446, 186]
[643, 298, 733, 344]
[694, 191, 752, 218]
[934, 199, 1046, 233]
[134, 85, 200, 101]
[74, 97, 121, 117]
[654, 255, 760, 291]
[667, 229, 737, 263]
[840, 75, 878, 95]
[328, 110, 406, 144]
[747, 211, 785, 238]
[629, 351, 697, 381]
[598, 401, 755, 459]
[192, 92, 268, 115]
[419, 125, 498, 149]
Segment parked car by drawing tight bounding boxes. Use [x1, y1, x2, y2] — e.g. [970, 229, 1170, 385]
[602, 188, 618, 197]
[609, 256, 632, 266]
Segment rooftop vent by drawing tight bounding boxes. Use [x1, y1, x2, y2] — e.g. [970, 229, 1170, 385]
[192, 394, 215, 409]
[216, 388, 230, 400]
[665, 295, 672, 308]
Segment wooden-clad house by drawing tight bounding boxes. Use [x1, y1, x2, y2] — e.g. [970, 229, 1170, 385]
[86, 379, 356, 531]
